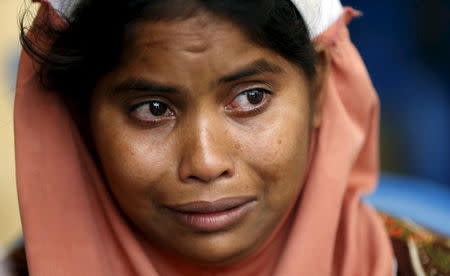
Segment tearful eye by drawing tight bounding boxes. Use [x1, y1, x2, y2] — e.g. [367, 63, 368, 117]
[246, 90, 265, 105]
[148, 101, 168, 116]
[130, 100, 174, 124]
[226, 88, 271, 114]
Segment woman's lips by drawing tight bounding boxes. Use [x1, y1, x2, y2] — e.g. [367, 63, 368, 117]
[165, 197, 257, 233]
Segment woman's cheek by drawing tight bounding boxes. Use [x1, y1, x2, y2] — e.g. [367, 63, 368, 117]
[236, 110, 310, 208]
[93, 117, 173, 204]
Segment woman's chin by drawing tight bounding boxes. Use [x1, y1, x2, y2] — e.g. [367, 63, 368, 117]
[168, 232, 257, 266]
[139, 199, 272, 266]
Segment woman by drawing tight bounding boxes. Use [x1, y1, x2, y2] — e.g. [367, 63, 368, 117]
[6, 0, 429, 275]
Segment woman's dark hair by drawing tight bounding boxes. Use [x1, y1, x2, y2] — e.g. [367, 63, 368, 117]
[20, 0, 317, 107]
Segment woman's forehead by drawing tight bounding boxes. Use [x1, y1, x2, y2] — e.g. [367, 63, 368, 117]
[117, 15, 287, 77]
[99, 16, 300, 97]
[126, 14, 247, 54]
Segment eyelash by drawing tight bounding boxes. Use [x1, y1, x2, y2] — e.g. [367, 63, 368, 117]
[129, 100, 175, 126]
[128, 87, 273, 126]
[225, 87, 272, 117]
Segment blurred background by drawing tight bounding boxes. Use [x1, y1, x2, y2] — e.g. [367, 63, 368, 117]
[345, 0, 450, 236]
[0, 0, 23, 257]
[346, 0, 450, 185]
[0, 0, 449, 255]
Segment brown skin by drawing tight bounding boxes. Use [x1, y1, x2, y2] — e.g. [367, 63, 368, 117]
[90, 13, 327, 265]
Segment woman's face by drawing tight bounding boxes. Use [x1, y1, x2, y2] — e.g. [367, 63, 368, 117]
[90, 13, 320, 265]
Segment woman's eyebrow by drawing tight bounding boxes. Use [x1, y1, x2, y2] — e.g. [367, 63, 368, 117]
[112, 78, 180, 95]
[111, 59, 283, 95]
[217, 59, 285, 85]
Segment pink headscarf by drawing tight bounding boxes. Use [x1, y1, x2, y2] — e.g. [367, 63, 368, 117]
[15, 2, 394, 275]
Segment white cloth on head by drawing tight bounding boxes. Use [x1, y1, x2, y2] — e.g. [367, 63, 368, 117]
[290, 0, 344, 38]
[46, 0, 344, 38]
[47, 0, 79, 18]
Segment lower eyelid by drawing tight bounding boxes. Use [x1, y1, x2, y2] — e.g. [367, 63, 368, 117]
[225, 93, 272, 116]
[128, 103, 175, 123]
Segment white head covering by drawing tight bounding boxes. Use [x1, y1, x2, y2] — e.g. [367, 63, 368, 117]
[47, 0, 79, 18]
[47, 0, 344, 38]
[290, 0, 343, 38]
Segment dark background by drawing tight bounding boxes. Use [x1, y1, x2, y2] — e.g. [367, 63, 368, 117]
[344, 0, 450, 186]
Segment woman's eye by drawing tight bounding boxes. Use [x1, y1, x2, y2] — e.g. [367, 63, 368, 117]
[226, 88, 271, 113]
[130, 100, 174, 124]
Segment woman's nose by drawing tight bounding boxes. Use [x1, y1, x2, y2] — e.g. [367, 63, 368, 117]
[178, 122, 234, 184]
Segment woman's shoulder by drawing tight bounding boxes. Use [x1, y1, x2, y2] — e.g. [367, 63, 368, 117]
[378, 212, 450, 276]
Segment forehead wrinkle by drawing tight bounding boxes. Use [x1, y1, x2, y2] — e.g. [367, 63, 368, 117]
[130, 14, 233, 54]
[143, 32, 212, 53]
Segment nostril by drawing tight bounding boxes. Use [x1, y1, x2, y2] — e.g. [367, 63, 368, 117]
[187, 175, 203, 182]
[219, 170, 230, 178]
[184, 168, 232, 184]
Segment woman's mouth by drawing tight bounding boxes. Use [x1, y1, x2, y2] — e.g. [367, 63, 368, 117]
[165, 197, 257, 233]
